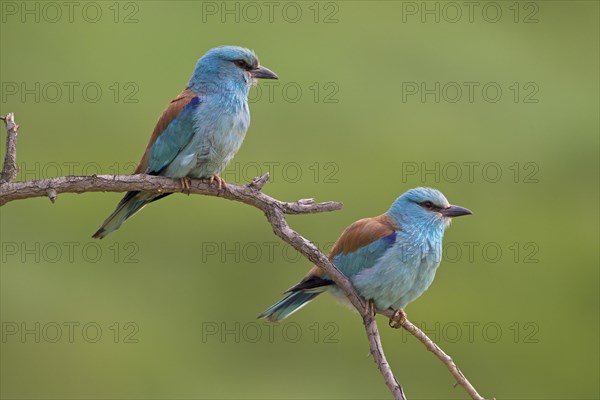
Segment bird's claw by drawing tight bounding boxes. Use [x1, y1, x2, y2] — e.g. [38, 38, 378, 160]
[209, 175, 226, 190]
[389, 308, 407, 329]
[180, 177, 192, 195]
[365, 299, 376, 318]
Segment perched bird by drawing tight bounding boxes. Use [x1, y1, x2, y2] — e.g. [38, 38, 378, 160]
[259, 187, 472, 324]
[93, 46, 278, 239]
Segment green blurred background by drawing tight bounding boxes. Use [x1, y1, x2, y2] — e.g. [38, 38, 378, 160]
[1, 1, 598, 399]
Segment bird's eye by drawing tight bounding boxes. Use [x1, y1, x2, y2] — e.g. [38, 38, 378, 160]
[234, 60, 249, 69]
[422, 201, 434, 209]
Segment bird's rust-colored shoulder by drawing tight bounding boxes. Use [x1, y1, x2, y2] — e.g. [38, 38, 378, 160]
[329, 214, 398, 259]
[134, 88, 198, 174]
[304, 214, 398, 279]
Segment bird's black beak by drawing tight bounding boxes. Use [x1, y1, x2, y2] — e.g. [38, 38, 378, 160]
[251, 65, 278, 79]
[440, 205, 472, 218]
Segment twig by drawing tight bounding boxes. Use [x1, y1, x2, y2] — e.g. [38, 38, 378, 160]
[1, 113, 19, 183]
[400, 320, 485, 400]
[0, 112, 490, 400]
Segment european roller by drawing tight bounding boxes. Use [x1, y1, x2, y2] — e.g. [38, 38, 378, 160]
[93, 46, 278, 239]
[259, 187, 472, 325]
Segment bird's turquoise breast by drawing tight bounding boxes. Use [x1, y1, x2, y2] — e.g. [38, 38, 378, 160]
[351, 228, 444, 310]
[189, 97, 250, 178]
[163, 92, 250, 178]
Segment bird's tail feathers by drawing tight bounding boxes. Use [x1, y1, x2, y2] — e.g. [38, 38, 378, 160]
[258, 291, 321, 322]
[92, 191, 157, 239]
[258, 274, 333, 321]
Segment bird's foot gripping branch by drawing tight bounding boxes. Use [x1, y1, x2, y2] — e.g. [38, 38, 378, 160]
[0, 113, 488, 400]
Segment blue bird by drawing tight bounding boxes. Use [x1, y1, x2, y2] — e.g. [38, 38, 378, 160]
[259, 188, 472, 324]
[93, 46, 278, 239]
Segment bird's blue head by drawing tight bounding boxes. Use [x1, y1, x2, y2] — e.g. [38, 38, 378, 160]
[188, 46, 278, 93]
[387, 187, 472, 231]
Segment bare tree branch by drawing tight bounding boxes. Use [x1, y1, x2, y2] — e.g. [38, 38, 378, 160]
[0, 173, 341, 210]
[0, 113, 489, 400]
[0, 113, 19, 183]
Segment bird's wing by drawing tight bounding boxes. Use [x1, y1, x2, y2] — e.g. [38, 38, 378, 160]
[329, 214, 398, 258]
[134, 88, 201, 175]
[287, 215, 398, 292]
